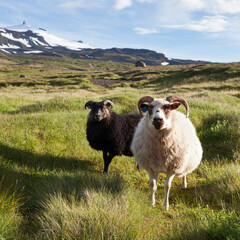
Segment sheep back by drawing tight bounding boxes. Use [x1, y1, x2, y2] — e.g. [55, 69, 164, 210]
[87, 112, 142, 156]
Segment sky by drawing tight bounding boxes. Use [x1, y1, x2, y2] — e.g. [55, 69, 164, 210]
[0, 0, 240, 62]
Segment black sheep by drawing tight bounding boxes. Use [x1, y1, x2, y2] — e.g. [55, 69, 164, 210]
[85, 99, 142, 173]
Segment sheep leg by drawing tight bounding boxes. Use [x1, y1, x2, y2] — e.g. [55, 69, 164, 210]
[181, 175, 187, 189]
[103, 151, 114, 173]
[163, 173, 175, 211]
[149, 171, 158, 206]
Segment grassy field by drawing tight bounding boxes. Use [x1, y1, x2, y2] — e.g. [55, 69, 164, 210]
[0, 54, 239, 239]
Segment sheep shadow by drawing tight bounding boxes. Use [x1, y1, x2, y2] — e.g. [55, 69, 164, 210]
[164, 174, 240, 239]
[150, 172, 239, 212]
[0, 143, 93, 172]
[0, 143, 126, 235]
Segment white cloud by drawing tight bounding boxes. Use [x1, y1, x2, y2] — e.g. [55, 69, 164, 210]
[155, 0, 239, 33]
[58, 0, 240, 14]
[59, 0, 104, 9]
[211, 0, 240, 14]
[176, 0, 240, 14]
[60, 1, 87, 8]
[187, 16, 228, 32]
[166, 15, 228, 32]
[134, 27, 159, 34]
[137, 0, 156, 3]
[177, 0, 205, 11]
[114, 0, 132, 10]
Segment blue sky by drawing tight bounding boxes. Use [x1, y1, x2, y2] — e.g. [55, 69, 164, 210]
[0, 0, 240, 62]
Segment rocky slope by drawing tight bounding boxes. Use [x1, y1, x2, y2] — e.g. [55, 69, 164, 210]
[0, 22, 211, 65]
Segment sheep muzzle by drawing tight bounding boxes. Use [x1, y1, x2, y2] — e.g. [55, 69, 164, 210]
[152, 117, 164, 130]
[94, 115, 102, 121]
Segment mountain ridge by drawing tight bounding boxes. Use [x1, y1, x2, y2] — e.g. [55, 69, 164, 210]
[0, 22, 211, 65]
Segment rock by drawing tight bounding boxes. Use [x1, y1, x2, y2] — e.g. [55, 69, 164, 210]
[135, 60, 146, 67]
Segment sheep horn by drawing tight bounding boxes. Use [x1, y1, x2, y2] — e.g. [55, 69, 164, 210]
[103, 100, 114, 108]
[138, 96, 154, 114]
[166, 96, 189, 118]
[85, 100, 94, 109]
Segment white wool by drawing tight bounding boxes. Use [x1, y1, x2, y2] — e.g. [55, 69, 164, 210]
[131, 97, 202, 211]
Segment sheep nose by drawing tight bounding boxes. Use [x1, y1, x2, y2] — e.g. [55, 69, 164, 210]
[152, 117, 163, 130]
[94, 113, 101, 121]
[153, 117, 163, 122]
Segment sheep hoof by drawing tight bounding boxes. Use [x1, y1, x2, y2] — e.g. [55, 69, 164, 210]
[163, 204, 169, 211]
[181, 183, 187, 190]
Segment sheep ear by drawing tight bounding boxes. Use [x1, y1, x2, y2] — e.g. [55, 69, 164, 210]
[170, 102, 181, 110]
[140, 103, 148, 113]
[85, 101, 94, 110]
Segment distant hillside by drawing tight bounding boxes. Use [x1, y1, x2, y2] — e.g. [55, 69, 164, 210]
[0, 21, 211, 66]
[69, 48, 211, 65]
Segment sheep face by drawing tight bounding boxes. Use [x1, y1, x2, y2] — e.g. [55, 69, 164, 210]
[142, 99, 181, 130]
[85, 100, 113, 122]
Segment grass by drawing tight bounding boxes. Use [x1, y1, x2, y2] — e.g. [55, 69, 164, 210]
[0, 54, 239, 239]
[0, 180, 23, 240]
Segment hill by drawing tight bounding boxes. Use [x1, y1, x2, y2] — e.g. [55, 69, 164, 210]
[0, 54, 239, 239]
[71, 47, 211, 65]
[0, 22, 211, 65]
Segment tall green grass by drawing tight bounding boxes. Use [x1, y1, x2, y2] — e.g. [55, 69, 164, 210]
[0, 59, 239, 239]
[0, 180, 23, 240]
[36, 183, 152, 239]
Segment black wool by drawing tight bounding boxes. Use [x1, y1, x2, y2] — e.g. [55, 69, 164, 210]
[85, 100, 142, 173]
[87, 112, 142, 156]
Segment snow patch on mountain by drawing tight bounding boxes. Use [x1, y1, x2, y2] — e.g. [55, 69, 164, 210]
[34, 29, 93, 50]
[3, 21, 94, 51]
[0, 44, 20, 49]
[0, 49, 11, 54]
[29, 36, 48, 46]
[24, 50, 43, 54]
[1, 32, 31, 47]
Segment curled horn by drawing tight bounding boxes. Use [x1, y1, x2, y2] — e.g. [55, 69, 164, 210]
[103, 100, 114, 108]
[85, 100, 94, 109]
[166, 96, 189, 118]
[138, 96, 154, 115]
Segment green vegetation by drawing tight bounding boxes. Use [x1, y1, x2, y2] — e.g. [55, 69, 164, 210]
[0, 54, 239, 239]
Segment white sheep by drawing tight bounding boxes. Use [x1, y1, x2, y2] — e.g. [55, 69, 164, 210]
[130, 96, 203, 211]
